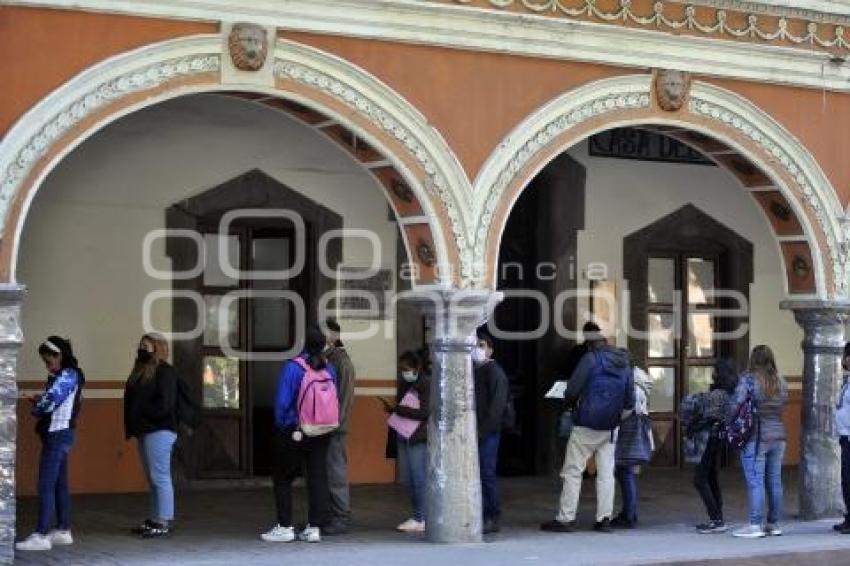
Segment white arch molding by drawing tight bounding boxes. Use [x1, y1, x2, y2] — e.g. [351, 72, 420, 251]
[472, 75, 849, 299]
[0, 34, 476, 286]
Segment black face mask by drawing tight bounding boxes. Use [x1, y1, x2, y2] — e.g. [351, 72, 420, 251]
[136, 349, 153, 364]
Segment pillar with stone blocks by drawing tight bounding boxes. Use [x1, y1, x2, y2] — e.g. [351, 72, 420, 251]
[409, 289, 501, 543]
[0, 285, 24, 564]
[783, 300, 850, 520]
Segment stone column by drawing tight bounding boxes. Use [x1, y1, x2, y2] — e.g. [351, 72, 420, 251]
[0, 285, 24, 564]
[782, 300, 850, 520]
[409, 288, 501, 543]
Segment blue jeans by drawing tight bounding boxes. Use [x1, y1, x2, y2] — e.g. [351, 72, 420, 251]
[36, 428, 75, 534]
[479, 432, 501, 522]
[615, 465, 638, 521]
[740, 439, 785, 525]
[139, 430, 177, 522]
[398, 440, 427, 522]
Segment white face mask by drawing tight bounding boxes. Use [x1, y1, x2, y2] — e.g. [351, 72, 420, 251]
[401, 370, 418, 383]
[471, 347, 487, 364]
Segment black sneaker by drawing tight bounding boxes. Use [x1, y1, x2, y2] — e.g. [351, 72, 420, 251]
[483, 518, 501, 535]
[610, 516, 635, 529]
[593, 518, 613, 533]
[140, 522, 171, 539]
[696, 520, 728, 534]
[540, 520, 575, 533]
[131, 519, 155, 535]
[840, 523, 850, 535]
[834, 518, 850, 532]
[321, 521, 349, 536]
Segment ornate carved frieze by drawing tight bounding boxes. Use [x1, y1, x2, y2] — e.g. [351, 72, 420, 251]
[451, 0, 850, 53]
[0, 55, 220, 220]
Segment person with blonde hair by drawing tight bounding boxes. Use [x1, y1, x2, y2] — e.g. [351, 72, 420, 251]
[730, 345, 788, 538]
[124, 333, 180, 539]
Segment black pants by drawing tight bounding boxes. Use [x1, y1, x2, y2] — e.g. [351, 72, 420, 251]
[694, 436, 723, 521]
[841, 437, 850, 519]
[272, 428, 331, 527]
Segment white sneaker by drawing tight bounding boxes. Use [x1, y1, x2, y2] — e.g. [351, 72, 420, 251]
[260, 524, 296, 543]
[732, 524, 767, 538]
[47, 530, 74, 546]
[396, 518, 426, 533]
[15, 533, 52, 551]
[766, 523, 783, 536]
[298, 525, 321, 543]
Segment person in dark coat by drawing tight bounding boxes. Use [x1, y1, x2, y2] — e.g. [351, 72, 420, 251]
[473, 329, 509, 534]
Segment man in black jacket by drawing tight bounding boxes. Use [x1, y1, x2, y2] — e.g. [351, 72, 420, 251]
[473, 329, 509, 534]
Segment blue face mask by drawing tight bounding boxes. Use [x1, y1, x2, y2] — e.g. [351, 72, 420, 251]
[401, 370, 418, 383]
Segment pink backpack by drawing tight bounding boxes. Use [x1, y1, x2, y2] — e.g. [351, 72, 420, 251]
[294, 357, 340, 437]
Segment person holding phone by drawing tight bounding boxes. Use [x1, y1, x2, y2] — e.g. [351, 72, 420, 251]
[385, 351, 429, 533]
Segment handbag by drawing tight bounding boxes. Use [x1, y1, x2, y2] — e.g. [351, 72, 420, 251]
[387, 390, 422, 440]
[616, 413, 654, 465]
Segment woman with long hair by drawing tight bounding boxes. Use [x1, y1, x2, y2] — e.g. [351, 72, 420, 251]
[16, 337, 85, 552]
[730, 345, 788, 538]
[124, 333, 180, 539]
[261, 325, 338, 544]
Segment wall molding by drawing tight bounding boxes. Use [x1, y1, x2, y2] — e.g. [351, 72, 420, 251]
[4, 0, 850, 92]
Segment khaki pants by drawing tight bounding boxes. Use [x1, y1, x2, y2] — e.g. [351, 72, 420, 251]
[556, 425, 616, 523]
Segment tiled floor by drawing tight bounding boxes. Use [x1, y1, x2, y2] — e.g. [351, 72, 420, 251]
[14, 469, 850, 565]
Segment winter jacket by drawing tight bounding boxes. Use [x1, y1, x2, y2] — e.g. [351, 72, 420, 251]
[327, 344, 357, 433]
[565, 345, 635, 424]
[124, 362, 179, 439]
[393, 375, 430, 445]
[474, 359, 509, 438]
[836, 371, 850, 437]
[33, 367, 84, 436]
[729, 372, 788, 443]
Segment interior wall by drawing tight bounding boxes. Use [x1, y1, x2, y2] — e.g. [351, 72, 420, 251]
[569, 139, 803, 377]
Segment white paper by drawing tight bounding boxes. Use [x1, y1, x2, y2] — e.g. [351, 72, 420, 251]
[545, 380, 568, 399]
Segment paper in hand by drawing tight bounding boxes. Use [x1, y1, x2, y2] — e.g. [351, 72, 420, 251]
[545, 380, 568, 399]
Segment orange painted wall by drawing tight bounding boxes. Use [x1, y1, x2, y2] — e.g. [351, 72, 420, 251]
[16, 391, 396, 496]
[0, 6, 215, 135]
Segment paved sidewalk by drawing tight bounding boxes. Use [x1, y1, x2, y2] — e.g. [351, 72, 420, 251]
[14, 469, 850, 565]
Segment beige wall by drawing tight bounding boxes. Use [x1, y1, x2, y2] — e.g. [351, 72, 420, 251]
[17, 93, 399, 382]
[570, 139, 803, 377]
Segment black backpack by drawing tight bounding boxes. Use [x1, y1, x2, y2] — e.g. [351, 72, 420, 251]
[176, 376, 202, 431]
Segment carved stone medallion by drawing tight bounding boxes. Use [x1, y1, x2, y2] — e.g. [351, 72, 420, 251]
[654, 69, 691, 112]
[228, 23, 268, 71]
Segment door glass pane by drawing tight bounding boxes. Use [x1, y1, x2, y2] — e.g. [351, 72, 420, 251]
[204, 234, 239, 287]
[687, 258, 714, 304]
[252, 238, 290, 290]
[203, 295, 239, 348]
[687, 313, 714, 357]
[647, 366, 675, 412]
[648, 258, 675, 304]
[202, 355, 240, 409]
[252, 297, 291, 350]
[648, 313, 675, 358]
[688, 366, 713, 395]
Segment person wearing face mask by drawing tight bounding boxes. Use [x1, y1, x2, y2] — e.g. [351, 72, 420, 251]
[384, 351, 430, 533]
[123, 333, 180, 539]
[473, 329, 509, 535]
[16, 336, 85, 552]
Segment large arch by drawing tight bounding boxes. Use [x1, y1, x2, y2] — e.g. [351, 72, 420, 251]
[472, 74, 848, 299]
[0, 33, 475, 287]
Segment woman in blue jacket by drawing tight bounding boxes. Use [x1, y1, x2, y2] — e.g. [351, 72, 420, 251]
[16, 336, 85, 552]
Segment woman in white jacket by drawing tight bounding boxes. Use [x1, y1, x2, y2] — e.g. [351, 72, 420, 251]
[611, 367, 654, 529]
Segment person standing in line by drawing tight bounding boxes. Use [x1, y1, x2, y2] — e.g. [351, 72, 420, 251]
[730, 345, 788, 539]
[689, 359, 738, 534]
[323, 317, 357, 535]
[261, 325, 338, 543]
[541, 331, 634, 534]
[473, 329, 510, 535]
[16, 337, 85, 552]
[385, 351, 430, 533]
[833, 343, 850, 534]
[612, 365, 654, 529]
[124, 333, 180, 539]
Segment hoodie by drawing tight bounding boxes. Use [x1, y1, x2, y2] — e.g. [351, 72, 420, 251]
[565, 345, 635, 421]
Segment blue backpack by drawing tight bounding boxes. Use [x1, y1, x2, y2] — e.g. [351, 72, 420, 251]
[575, 349, 631, 431]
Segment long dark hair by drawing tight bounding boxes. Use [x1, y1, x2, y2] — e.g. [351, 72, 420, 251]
[303, 325, 328, 370]
[711, 358, 738, 394]
[38, 335, 85, 383]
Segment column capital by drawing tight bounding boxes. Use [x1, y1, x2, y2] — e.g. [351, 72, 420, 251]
[782, 299, 850, 355]
[0, 284, 25, 348]
[405, 287, 503, 349]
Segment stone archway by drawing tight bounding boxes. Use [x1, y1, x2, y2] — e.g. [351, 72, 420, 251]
[0, 34, 475, 287]
[473, 73, 850, 519]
